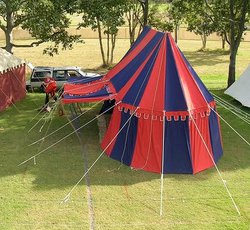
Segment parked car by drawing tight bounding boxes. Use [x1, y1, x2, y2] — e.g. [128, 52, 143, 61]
[26, 66, 101, 91]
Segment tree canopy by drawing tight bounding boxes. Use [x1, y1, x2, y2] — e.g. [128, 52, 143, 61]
[0, 0, 80, 54]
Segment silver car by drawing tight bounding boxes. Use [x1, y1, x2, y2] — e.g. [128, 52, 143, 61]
[26, 66, 101, 91]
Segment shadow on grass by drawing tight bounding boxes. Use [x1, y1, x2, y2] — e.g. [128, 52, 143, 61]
[0, 91, 249, 191]
[183, 50, 229, 68]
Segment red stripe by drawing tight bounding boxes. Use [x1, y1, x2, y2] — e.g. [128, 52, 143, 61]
[139, 35, 166, 112]
[101, 107, 122, 156]
[105, 29, 158, 80]
[62, 95, 112, 104]
[131, 117, 163, 173]
[189, 116, 214, 174]
[64, 81, 107, 95]
[116, 44, 160, 101]
[168, 34, 208, 111]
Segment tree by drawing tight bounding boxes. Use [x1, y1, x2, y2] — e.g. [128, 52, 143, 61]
[79, 0, 126, 67]
[204, 0, 250, 87]
[148, 3, 173, 32]
[138, 0, 149, 26]
[125, 0, 143, 46]
[170, 0, 217, 50]
[0, 0, 80, 55]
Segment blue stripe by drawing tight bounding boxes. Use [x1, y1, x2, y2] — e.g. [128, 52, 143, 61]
[122, 42, 162, 106]
[208, 109, 223, 162]
[163, 119, 193, 174]
[127, 26, 152, 54]
[67, 76, 103, 84]
[109, 111, 138, 166]
[165, 36, 187, 112]
[110, 31, 164, 92]
[179, 48, 214, 103]
[63, 87, 110, 99]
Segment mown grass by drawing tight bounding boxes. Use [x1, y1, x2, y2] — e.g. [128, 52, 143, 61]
[1, 38, 249, 89]
[0, 39, 250, 229]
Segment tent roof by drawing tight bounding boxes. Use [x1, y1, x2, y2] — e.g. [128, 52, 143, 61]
[63, 26, 215, 116]
[225, 64, 250, 107]
[0, 48, 25, 72]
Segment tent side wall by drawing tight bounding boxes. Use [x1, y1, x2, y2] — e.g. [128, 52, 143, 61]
[101, 107, 223, 174]
[0, 65, 26, 111]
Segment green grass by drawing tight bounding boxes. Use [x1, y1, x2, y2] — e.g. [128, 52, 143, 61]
[2, 38, 249, 89]
[0, 92, 249, 229]
[0, 39, 250, 229]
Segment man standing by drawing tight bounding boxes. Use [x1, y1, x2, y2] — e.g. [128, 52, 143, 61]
[39, 75, 57, 112]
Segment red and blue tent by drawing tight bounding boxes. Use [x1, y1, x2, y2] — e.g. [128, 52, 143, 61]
[62, 26, 223, 174]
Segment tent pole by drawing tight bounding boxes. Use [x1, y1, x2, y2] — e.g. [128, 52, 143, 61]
[160, 111, 166, 216]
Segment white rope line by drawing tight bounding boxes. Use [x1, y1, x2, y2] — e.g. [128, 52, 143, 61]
[28, 82, 69, 133]
[28, 99, 105, 146]
[189, 114, 241, 216]
[10, 68, 27, 93]
[209, 106, 250, 146]
[28, 111, 48, 133]
[212, 94, 250, 125]
[212, 93, 250, 117]
[18, 101, 121, 166]
[34, 109, 56, 165]
[212, 93, 250, 118]
[0, 87, 20, 112]
[160, 110, 166, 216]
[28, 99, 60, 133]
[61, 108, 138, 203]
[215, 99, 250, 125]
[118, 37, 163, 166]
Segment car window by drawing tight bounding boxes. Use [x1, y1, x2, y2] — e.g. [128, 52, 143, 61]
[53, 70, 67, 81]
[67, 70, 82, 78]
[32, 71, 51, 79]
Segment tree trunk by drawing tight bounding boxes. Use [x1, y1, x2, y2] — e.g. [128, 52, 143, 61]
[174, 24, 178, 44]
[140, 0, 148, 27]
[5, 30, 13, 53]
[107, 28, 110, 65]
[221, 34, 226, 49]
[5, 3, 14, 53]
[143, 0, 148, 26]
[228, 47, 237, 87]
[201, 34, 207, 50]
[97, 20, 106, 67]
[110, 34, 116, 64]
[227, 0, 248, 87]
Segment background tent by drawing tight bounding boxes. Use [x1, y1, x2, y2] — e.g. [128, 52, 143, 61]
[225, 64, 250, 107]
[0, 48, 26, 111]
[62, 27, 223, 174]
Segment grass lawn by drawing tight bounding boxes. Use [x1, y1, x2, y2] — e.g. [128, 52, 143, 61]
[0, 39, 250, 229]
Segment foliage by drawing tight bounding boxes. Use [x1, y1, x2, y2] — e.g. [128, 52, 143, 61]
[148, 3, 173, 32]
[0, 0, 80, 55]
[79, 0, 127, 66]
[125, 0, 143, 46]
[203, 0, 249, 86]
[170, 0, 218, 49]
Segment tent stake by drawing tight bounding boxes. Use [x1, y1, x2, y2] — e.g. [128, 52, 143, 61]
[160, 111, 166, 216]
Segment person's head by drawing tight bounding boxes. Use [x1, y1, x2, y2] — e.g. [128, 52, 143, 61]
[44, 73, 52, 84]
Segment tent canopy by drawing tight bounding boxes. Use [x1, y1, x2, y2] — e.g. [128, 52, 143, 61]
[225, 64, 250, 107]
[0, 48, 24, 72]
[0, 49, 26, 111]
[62, 26, 223, 174]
